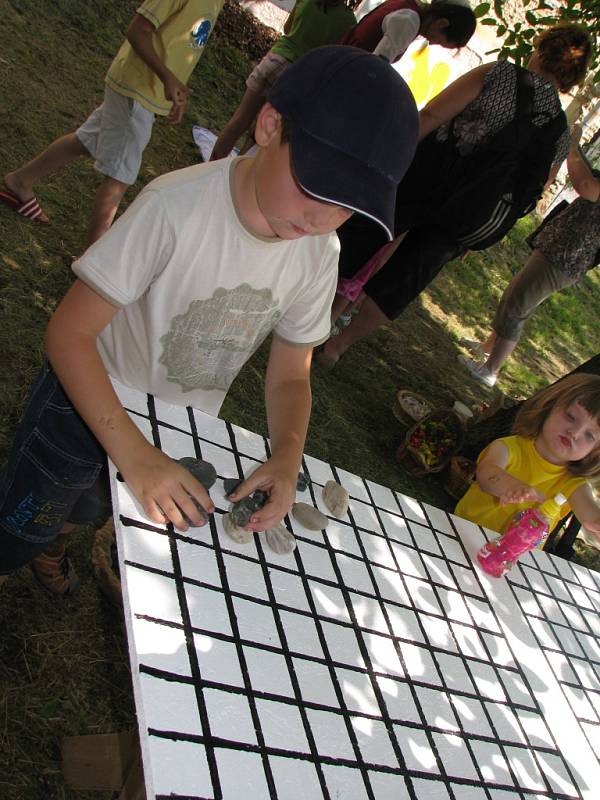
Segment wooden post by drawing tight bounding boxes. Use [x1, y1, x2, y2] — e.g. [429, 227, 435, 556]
[61, 730, 146, 797]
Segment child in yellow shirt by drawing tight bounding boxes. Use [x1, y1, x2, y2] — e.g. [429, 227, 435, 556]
[455, 373, 600, 546]
[2, 0, 222, 248]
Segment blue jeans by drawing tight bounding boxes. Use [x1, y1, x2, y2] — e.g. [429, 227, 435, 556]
[0, 363, 111, 574]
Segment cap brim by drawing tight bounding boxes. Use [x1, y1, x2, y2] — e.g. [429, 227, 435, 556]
[289, 126, 398, 241]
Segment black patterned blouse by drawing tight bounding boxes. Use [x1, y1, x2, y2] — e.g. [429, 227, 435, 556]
[436, 60, 570, 163]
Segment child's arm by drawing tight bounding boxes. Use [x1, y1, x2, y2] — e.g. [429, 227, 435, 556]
[568, 483, 600, 539]
[45, 280, 214, 531]
[126, 13, 191, 123]
[476, 440, 545, 506]
[227, 337, 313, 531]
[283, 1, 299, 35]
[567, 124, 600, 202]
[418, 62, 494, 141]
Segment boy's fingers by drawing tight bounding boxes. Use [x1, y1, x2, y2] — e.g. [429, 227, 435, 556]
[182, 477, 214, 514]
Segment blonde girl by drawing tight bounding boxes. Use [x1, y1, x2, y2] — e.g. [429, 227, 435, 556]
[455, 373, 600, 543]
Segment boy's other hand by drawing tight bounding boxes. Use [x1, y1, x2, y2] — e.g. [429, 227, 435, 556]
[227, 457, 298, 532]
[163, 73, 191, 123]
[120, 442, 214, 531]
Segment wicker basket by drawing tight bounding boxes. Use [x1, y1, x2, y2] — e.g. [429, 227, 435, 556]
[443, 455, 476, 499]
[395, 409, 465, 476]
[392, 389, 433, 427]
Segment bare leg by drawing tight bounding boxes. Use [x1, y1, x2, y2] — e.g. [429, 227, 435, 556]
[484, 334, 518, 376]
[4, 133, 89, 221]
[0, 575, 7, 587]
[83, 176, 129, 249]
[210, 87, 266, 161]
[480, 331, 496, 354]
[322, 296, 390, 363]
[331, 293, 352, 321]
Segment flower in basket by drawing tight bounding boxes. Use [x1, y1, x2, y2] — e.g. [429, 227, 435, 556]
[408, 420, 458, 468]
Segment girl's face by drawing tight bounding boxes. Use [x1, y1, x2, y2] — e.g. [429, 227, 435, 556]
[536, 401, 600, 465]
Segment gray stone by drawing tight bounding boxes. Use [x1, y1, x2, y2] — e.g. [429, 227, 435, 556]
[292, 502, 328, 531]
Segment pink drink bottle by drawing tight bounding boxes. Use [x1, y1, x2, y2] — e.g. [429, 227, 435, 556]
[477, 493, 566, 578]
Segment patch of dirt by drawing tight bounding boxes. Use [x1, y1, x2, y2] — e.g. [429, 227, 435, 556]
[215, 0, 279, 63]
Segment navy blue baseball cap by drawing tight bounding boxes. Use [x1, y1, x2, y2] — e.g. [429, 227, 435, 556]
[268, 46, 418, 240]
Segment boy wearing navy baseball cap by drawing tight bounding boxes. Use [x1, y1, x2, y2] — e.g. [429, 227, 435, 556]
[0, 47, 418, 593]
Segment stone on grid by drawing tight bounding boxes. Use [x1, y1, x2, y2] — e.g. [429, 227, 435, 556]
[292, 502, 328, 530]
[322, 480, 349, 518]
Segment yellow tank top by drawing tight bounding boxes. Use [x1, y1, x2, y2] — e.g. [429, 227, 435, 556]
[454, 435, 585, 543]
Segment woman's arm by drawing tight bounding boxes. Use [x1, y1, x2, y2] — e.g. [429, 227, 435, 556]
[418, 62, 494, 141]
[567, 125, 600, 202]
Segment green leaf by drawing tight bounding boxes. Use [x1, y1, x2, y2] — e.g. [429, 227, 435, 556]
[523, 29, 536, 40]
[496, 25, 507, 36]
[525, 10, 537, 24]
[493, 0, 506, 22]
[473, 2, 490, 17]
[481, 18, 497, 25]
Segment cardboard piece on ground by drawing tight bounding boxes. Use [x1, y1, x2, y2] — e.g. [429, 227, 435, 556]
[62, 730, 143, 795]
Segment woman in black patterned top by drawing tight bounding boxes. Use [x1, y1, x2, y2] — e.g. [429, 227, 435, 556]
[317, 24, 592, 369]
[459, 124, 600, 388]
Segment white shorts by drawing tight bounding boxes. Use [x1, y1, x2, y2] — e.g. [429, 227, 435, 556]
[76, 86, 155, 185]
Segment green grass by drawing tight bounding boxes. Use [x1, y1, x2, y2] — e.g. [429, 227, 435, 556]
[2, 1, 600, 797]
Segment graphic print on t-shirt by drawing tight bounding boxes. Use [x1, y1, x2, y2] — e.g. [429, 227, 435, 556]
[159, 283, 281, 393]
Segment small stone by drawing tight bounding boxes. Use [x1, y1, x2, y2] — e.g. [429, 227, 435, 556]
[223, 513, 253, 544]
[265, 524, 296, 554]
[230, 490, 268, 528]
[322, 480, 349, 518]
[178, 457, 217, 526]
[223, 477, 243, 496]
[178, 457, 217, 490]
[292, 502, 328, 531]
[296, 472, 310, 492]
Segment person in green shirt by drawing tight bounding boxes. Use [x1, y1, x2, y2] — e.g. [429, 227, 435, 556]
[210, 0, 357, 161]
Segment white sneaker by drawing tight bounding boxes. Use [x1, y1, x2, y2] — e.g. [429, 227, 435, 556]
[459, 337, 486, 357]
[457, 354, 497, 387]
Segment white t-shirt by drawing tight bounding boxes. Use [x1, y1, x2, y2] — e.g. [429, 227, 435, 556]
[373, 9, 420, 62]
[73, 158, 339, 416]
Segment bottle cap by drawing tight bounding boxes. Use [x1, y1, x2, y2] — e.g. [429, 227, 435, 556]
[539, 493, 567, 517]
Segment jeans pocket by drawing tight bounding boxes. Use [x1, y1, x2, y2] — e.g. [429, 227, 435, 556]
[23, 430, 102, 490]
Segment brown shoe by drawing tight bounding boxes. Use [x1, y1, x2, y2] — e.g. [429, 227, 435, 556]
[31, 546, 80, 596]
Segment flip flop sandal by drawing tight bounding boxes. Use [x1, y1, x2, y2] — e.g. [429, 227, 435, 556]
[0, 188, 49, 224]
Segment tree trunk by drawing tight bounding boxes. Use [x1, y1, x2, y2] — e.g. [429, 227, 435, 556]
[462, 353, 600, 460]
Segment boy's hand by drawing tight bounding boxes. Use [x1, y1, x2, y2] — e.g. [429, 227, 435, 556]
[227, 457, 298, 532]
[163, 72, 191, 123]
[120, 441, 215, 531]
[499, 482, 544, 506]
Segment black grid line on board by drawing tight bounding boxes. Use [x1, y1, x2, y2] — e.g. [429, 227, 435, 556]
[503, 552, 600, 766]
[118, 398, 586, 799]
